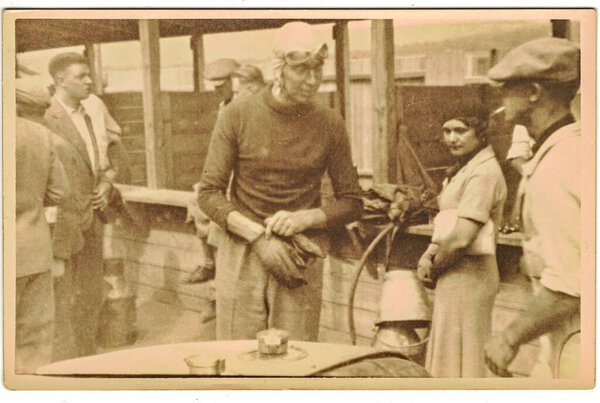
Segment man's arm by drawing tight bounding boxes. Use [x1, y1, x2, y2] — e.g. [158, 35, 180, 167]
[485, 287, 580, 377]
[196, 106, 239, 230]
[321, 120, 363, 229]
[486, 146, 581, 376]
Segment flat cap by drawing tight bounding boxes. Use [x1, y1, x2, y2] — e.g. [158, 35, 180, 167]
[233, 64, 265, 83]
[204, 58, 240, 85]
[488, 37, 580, 83]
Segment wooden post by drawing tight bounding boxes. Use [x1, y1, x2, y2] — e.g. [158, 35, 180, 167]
[191, 33, 205, 92]
[139, 19, 172, 189]
[371, 20, 397, 184]
[84, 43, 104, 95]
[334, 21, 352, 134]
[551, 19, 572, 40]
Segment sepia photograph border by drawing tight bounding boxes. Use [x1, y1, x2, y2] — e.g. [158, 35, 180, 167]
[2, 7, 597, 391]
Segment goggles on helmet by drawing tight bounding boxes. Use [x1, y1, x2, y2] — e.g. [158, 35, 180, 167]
[274, 43, 329, 67]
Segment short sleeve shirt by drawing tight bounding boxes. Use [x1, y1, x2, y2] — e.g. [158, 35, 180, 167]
[439, 145, 507, 230]
[520, 123, 581, 297]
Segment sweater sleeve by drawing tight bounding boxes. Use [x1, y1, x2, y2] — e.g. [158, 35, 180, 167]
[196, 107, 239, 229]
[321, 118, 363, 229]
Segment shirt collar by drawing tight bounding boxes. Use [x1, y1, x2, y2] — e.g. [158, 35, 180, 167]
[521, 121, 580, 178]
[530, 113, 575, 155]
[443, 145, 496, 187]
[56, 97, 84, 115]
[464, 144, 496, 170]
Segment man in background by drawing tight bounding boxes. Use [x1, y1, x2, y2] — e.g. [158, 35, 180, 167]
[15, 76, 69, 373]
[232, 64, 266, 98]
[205, 57, 240, 115]
[184, 63, 266, 286]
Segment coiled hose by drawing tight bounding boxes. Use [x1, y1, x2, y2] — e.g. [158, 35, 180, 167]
[347, 222, 395, 345]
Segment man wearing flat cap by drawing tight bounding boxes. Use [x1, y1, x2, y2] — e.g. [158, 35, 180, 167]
[484, 37, 581, 378]
[232, 64, 266, 99]
[205, 57, 240, 114]
[197, 22, 362, 341]
[15, 76, 69, 373]
[183, 58, 242, 287]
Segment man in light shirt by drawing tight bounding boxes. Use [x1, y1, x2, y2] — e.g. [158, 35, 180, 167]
[485, 37, 581, 378]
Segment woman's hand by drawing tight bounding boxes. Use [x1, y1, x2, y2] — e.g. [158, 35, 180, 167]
[417, 254, 436, 289]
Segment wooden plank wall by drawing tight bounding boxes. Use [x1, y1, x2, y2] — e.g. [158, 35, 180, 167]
[103, 93, 147, 186]
[166, 92, 220, 190]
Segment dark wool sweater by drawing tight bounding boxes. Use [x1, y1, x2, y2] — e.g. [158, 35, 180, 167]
[197, 86, 363, 231]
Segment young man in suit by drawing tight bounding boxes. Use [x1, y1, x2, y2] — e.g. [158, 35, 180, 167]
[44, 52, 116, 359]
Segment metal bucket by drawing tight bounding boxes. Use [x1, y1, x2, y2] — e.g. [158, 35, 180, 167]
[373, 270, 431, 365]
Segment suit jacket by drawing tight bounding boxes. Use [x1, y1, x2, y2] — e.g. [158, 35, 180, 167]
[50, 134, 86, 259]
[44, 98, 112, 257]
[16, 117, 69, 277]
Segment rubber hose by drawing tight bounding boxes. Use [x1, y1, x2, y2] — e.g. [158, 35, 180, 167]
[348, 223, 395, 345]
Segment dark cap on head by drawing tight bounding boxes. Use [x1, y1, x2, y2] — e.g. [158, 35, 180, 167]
[487, 37, 580, 83]
[441, 99, 488, 125]
[233, 64, 265, 84]
[204, 58, 240, 85]
[48, 52, 88, 78]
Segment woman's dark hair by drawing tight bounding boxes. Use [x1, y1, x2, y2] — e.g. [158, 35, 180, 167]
[443, 115, 490, 143]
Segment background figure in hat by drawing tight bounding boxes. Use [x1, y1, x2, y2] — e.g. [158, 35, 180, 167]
[416, 104, 507, 377]
[183, 57, 241, 286]
[485, 37, 581, 378]
[196, 21, 362, 341]
[15, 76, 69, 373]
[205, 57, 240, 115]
[232, 64, 266, 99]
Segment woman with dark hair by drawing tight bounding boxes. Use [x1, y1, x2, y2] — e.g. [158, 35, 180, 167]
[417, 108, 507, 377]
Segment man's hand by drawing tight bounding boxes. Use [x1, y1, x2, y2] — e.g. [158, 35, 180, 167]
[251, 235, 306, 288]
[485, 333, 518, 377]
[92, 181, 113, 211]
[264, 209, 326, 238]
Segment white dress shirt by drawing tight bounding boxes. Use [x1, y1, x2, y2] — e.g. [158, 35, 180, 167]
[57, 98, 98, 174]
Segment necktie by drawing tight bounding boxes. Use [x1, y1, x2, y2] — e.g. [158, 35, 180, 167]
[82, 110, 100, 175]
